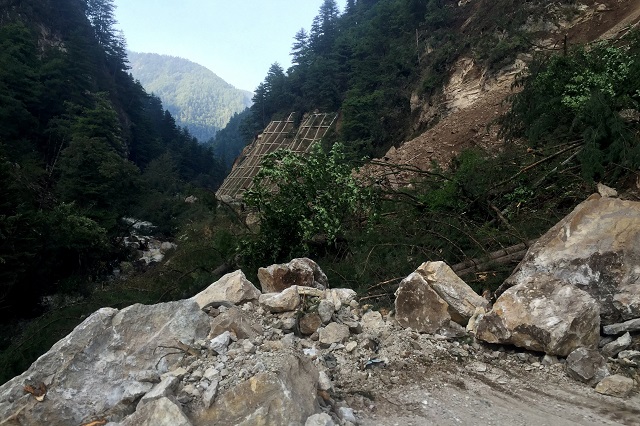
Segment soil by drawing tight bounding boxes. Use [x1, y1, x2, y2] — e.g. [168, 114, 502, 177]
[365, 0, 640, 190]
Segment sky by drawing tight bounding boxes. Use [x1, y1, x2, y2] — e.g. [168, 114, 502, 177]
[113, 0, 347, 92]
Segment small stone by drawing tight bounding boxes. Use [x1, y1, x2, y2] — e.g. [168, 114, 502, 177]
[139, 376, 180, 406]
[300, 313, 323, 335]
[319, 323, 351, 347]
[326, 288, 357, 311]
[597, 183, 618, 198]
[318, 300, 335, 324]
[259, 286, 301, 313]
[345, 341, 357, 352]
[190, 369, 203, 381]
[337, 407, 357, 424]
[617, 350, 640, 360]
[131, 370, 161, 383]
[203, 367, 219, 381]
[281, 333, 296, 348]
[602, 318, 640, 335]
[318, 371, 333, 391]
[280, 316, 297, 331]
[542, 355, 559, 366]
[595, 375, 634, 398]
[242, 340, 256, 354]
[566, 347, 610, 386]
[122, 381, 154, 402]
[305, 413, 336, 426]
[202, 379, 219, 409]
[177, 383, 200, 402]
[467, 362, 488, 372]
[343, 320, 363, 334]
[209, 331, 232, 354]
[361, 311, 385, 333]
[601, 332, 632, 358]
[164, 367, 188, 380]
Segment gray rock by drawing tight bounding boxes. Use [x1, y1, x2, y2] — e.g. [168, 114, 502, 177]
[139, 376, 179, 406]
[209, 331, 232, 354]
[121, 397, 192, 426]
[306, 412, 336, 426]
[474, 278, 600, 356]
[319, 323, 351, 347]
[191, 270, 261, 309]
[499, 196, 640, 325]
[242, 340, 256, 354]
[131, 370, 161, 383]
[601, 332, 632, 358]
[325, 289, 357, 311]
[337, 406, 358, 424]
[0, 301, 210, 425]
[602, 318, 640, 335]
[209, 305, 264, 340]
[542, 355, 559, 366]
[361, 311, 386, 334]
[258, 258, 328, 293]
[394, 272, 451, 334]
[617, 350, 640, 360]
[202, 379, 219, 409]
[566, 347, 610, 386]
[318, 300, 335, 324]
[595, 375, 635, 398]
[259, 286, 301, 313]
[191, 354, 319, 425]
[318, 371, 333, 391]
[416, 261, 489, 325]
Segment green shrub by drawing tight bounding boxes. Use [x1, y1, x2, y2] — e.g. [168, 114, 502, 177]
[241, 143, 376, 266]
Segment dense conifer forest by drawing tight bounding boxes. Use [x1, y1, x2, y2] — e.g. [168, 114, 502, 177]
[0, 0, 225, 321]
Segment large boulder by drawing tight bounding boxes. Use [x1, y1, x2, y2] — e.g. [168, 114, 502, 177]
[0, 301, 210, 425]
[474, 277, 600, 356]
[395, 272, 451, 333]
[258, 258, 328, 293]
[191, 354, 319, 425]
[416, 261, 489, 325]
[500, 195, 640, 325]
[191, 270, 261, 309]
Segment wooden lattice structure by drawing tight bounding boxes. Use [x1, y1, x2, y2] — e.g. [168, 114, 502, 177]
[216, 112, 337, 199]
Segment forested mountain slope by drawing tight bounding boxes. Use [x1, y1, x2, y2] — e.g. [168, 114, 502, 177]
[127, 51, 252, 142]
[0, 0, 226, 322]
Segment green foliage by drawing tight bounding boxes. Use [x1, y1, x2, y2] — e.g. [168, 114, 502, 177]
[0, 0, 226, 323]
[241, 143, 375, 265]
[502, 34, 640, 180]
[127, 52, 253, 142]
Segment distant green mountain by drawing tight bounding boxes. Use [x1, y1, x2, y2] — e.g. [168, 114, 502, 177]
[127, 51, 252, 142]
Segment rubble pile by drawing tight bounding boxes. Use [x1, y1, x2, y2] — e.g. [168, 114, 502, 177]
[1, 194, 640, 425]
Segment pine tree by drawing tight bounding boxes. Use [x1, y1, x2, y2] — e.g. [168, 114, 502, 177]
[310, 0, 340, 55]
[291, 28, 310, 67]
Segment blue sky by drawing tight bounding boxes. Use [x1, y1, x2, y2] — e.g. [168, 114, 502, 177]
[113, 1, 347, 92]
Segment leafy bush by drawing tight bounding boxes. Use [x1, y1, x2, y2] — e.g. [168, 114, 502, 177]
[241, 143, 375, 266]
[501, 34, 640, 180]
